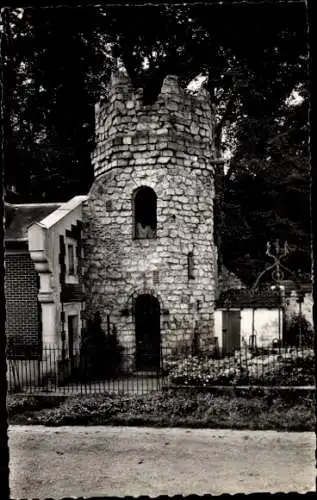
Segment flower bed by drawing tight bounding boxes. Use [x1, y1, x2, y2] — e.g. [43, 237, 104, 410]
[167, 348, 315, 387]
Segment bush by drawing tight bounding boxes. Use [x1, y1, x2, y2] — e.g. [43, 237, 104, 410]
[7, 395, 40, 415]
[78, 312, 123, 380]
[168, 348, 315, 387]
[284, 314, 314, 347]
[7, 395, 64, 416]
[12, 390, 315, 431]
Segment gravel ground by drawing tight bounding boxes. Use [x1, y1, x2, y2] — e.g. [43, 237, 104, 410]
[9, 426, 316, 498]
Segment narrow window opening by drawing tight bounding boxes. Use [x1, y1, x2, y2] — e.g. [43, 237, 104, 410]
[68, 244, 75, 275]
[188, 252, 195, 279]
[134, 186, 157, 239]
[106, 200, 113, 212]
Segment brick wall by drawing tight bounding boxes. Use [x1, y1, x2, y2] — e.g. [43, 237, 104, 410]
[5, 252, 41, 350]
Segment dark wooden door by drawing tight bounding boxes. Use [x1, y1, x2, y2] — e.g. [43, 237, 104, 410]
[222, 310, 241, 355]
[135, 294, 160, 371]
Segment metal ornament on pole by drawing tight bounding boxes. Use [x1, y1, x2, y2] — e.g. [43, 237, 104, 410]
[252, 240, 294, 345]
[253, 239, 289, 290]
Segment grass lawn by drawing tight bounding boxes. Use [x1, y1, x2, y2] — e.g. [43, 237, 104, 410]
[7, 388, 315, 431]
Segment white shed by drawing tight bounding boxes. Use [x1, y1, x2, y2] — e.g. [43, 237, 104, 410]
[214, 288, 283, 354]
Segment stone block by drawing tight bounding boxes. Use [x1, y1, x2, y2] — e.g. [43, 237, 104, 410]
[157, 142, 169, 150]
[161, 150, 174, 157]
[135, 158, 146, 166]
[157, 127, 169, 135]
[166, 101, 178, 112]
[136, 122, 148, 132]
[126, 100, 135, 110]
[157, 157, 170, 164]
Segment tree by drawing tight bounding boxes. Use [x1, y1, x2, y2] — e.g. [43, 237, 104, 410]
[3, 4, 310, 280]
[80, 312, 123, 379]
[3, 7, 113, 201]
[221, 86, 310, 284]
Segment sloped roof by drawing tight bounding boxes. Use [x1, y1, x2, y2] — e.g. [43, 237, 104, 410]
[216, 287, 282, 309]
[300, 282, 313, 294]
[4, 202, 62, 240]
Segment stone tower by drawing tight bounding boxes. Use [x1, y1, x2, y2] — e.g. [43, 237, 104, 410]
[83, 70, 217, 370]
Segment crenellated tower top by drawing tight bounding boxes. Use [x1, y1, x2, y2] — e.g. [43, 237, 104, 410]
[92, 71, 216, 179]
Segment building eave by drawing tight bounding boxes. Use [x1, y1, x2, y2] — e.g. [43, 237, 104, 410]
[36, 195, 88, 231]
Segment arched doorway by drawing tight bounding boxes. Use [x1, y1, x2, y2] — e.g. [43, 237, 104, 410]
[135, 294, 161, 371]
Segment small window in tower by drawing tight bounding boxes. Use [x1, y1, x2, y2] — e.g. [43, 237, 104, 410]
[68, 244, 75, 276]
[188, 252, 195, 279]
[106, 200, 113, 212]
[133, 186, 157, 239]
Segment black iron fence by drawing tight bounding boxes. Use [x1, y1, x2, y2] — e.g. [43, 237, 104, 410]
[7, 343, 167, 395]
[7, 341, 315, 394]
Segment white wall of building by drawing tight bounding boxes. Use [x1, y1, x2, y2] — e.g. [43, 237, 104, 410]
[214, 309, 223, 349]
[240, 308, 280, 347]
[28, 196, 87, 349]
[214, 308, 281, 350]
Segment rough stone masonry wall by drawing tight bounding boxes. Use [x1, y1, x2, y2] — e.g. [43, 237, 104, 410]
[83, 71, 217, 362]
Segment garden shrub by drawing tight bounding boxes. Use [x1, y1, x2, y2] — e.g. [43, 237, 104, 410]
[284, 314, 314, 347]
[167, 348, 315, 387]
[7, 395, 40, 415]
[24, 389, 314, 431]
[7, 395, 64, 415]
[79, 312, 123, 380]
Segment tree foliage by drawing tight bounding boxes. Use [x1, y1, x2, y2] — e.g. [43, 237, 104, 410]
[221, 85, 310, 284]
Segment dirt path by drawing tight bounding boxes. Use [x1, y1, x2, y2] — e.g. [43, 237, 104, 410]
[9, 426, 315, 498]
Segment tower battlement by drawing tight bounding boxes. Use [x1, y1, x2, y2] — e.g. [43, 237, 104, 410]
[92, 71, 215, 179]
